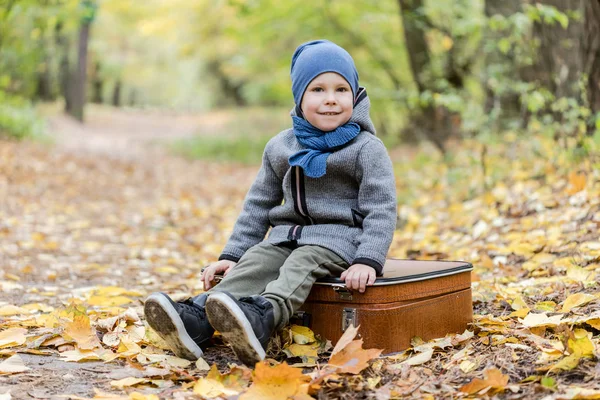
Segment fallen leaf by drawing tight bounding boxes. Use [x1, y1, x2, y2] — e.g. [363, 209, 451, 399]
[561, 293, 597, 313]
[329, 340, 382, 374]
[401, 348, 433, 366]
[0, 305, 27, 317]
[459, 368, 509, 395]
[459, 359, 478, 373]
[0, 354, 30, 374]
[519, 312, 564, 328]
[60, 349, 102, 362]
[557, 387, 600, 399]
[566, 171, 586, 195]
[110, 377, 149, 388]
[0, 328, 27, 348]
[240, 362, 309, 400]
[546, 329, 594, 372]
[290, 325, 315, 345]
[195, 357, 211, 371]
[331, 325, 359, 356]
[63, 314, 101, 350]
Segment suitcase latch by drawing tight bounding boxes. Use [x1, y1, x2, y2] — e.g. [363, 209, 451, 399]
[332, 284, 353, 300]
[342, 308, 357, 332]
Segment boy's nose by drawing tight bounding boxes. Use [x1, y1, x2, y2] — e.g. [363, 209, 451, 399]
[324, 91, 337, 104]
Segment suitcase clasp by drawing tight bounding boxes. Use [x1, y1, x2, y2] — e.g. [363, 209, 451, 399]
[332, 284, 353, 300]
[342, 308, 357, 332]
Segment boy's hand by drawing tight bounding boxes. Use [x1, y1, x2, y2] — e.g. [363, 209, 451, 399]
[340, 263, 376, 293]
[201, 260, 236, 290]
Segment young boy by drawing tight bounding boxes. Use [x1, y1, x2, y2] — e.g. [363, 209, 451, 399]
[144, 39, 397, 367]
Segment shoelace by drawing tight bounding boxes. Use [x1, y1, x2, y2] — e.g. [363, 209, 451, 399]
[239, 297, 268, 314]
[179, 298, 207, 318]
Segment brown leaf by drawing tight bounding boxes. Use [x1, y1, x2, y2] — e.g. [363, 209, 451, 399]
[459, 368, 509, 395]
[328, 339, 382, 374]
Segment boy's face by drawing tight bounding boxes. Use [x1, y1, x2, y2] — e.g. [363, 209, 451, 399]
[300, 72, 353, 132]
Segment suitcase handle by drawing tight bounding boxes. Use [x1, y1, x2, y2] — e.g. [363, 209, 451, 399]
[332, 284, 353, 301]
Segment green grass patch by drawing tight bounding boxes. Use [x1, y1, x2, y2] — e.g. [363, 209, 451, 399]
[172, 107, 290, 164]
[173, 134, 273, 165]
[0, 91, 45, 140]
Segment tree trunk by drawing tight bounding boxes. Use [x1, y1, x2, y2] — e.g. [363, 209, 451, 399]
[35, 59, 53, 101]
[91, 60, 103, 103]
[398, 0, 459, 153]
[583, 0, 600, 134]
[483, 0, 523, 122]
[69, 20, 91, 122]
[531, 0, 583, 99]
[112, 79, 121, 107]
[206, 60, 247, 107]
[56, 22, 73, 114]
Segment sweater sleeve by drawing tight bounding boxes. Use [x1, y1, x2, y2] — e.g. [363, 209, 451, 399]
[219, 140, 283, 262]
[352, 139, 397, 275]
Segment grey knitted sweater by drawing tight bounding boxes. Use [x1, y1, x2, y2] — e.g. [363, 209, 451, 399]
[219, 88, 397, 275]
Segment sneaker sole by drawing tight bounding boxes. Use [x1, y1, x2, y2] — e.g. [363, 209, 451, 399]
[206, 293, 265, 366]
[144, 293, 203, 360]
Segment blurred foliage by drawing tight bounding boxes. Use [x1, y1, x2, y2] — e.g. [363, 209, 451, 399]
[0, 0, 598, 151]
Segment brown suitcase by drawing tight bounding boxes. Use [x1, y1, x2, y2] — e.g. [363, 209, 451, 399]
[295, 259, 473, 353]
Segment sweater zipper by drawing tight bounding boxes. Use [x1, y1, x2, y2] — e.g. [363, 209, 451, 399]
[291, 166, 314, 226]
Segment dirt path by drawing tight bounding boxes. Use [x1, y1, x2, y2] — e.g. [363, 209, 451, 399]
[45, 105, 227, 160]
[0, 107, 257, 399]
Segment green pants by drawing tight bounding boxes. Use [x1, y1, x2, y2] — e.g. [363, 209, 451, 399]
[208, 242, 349, 330]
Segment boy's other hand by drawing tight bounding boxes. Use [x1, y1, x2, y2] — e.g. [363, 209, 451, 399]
[340, 264, 376, 293]
[201, 260, 236, 290]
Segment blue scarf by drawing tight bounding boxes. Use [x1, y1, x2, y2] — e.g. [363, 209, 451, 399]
[289, 116, 361, 178]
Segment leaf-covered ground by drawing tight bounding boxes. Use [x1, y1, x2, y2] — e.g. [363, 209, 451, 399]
[1, 108, 599, 399]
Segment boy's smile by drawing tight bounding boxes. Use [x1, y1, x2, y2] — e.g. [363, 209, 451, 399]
[300, 72, 354, 132]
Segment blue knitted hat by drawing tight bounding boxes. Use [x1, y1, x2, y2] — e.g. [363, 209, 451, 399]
[290, 40, 359, 106]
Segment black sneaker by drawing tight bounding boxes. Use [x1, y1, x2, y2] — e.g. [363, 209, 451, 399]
[205, 292, 275, 366]
[144, 292, 214, 360]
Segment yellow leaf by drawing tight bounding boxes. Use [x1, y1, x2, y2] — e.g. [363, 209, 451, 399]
[60, 349, 102, 362]
[586, 319, 600, 330]
[511, 296, 528, 311]
[401, 348, 433, 366]
[153, 266, 179, 274]
[441, 36, 454, 51]
[459, 359, 478, 373]
[560, 387, 600, 399]
[110, 377, 148, 388]
[0, 305, 27, 316]
[566, 265, 595, 282]
[545, 329, 594, 372]
[129, 394, 159, 400]
[290, 325, 315, 345]
[194, 377, 239, 398]
[329, 340, 382, 374]
[561, 293, 597, 313]
[509, 308, 530, 318]
[195, 357, 211, 371]
[459, 368, 509, 395]
[0, 328, 27, 348]
[284, 343, 318, 359]
[63, 314, 101, 350]
[566, 171, 586, 195]
[519, 313, 564, 328]
[240, 362, 309, 400]
[0, 354, 30, 374]
[534, 301, 557, 312]
[88, 296, 133, 307]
